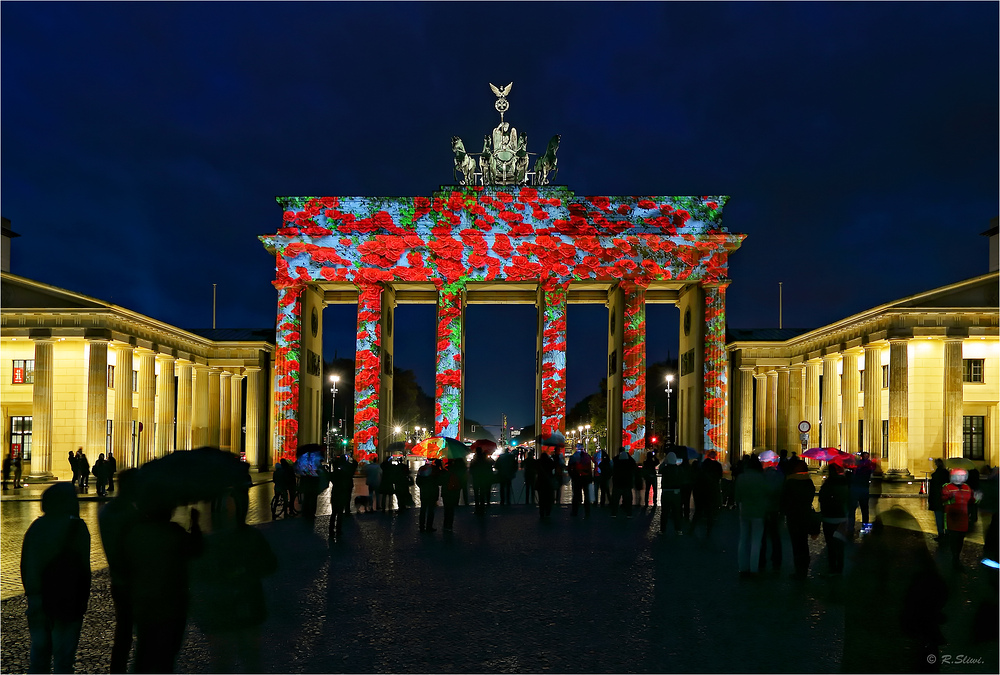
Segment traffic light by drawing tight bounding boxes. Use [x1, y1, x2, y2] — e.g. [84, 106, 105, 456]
[651, 436, 658, 443]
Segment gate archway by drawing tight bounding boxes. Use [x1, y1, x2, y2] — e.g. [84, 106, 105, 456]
[261, 186, 743, 463]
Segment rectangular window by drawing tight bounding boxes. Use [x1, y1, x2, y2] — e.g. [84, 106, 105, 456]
[963, 416, 985, 461]
[859, 370, 864, 391]
[106, 420, 113, 455]
[858, 419, 864, 452]
[882, 365, 889, 389]
[132, 370, 138, 393]
[12, 359, 34, 384]
[881, 420, 889, 460]
[10, 416, 32, 461]
[107, 364, 115, 389]
[963, 359, 985, 383]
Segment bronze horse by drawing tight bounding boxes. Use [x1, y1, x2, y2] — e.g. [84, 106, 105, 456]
[451, 136, 477, 185]
[533, 134, 560, 185]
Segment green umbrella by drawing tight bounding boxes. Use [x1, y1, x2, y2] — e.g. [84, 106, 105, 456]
[411, 436, 469, 460]
[944, 457, 977, 471]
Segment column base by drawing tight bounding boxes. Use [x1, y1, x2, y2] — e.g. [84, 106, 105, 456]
[883, 468, 914, 482]
[26, 473, 59, 483]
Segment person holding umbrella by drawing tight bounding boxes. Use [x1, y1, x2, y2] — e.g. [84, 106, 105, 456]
[942, 465, 978, 570]
[416, 459, 443, 532]
[535, 450, 556, 519]
[442, 456, 467, 532]
[329, 449, 358, 540]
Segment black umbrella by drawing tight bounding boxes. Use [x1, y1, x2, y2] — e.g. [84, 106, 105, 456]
[138, 446, 250, 505]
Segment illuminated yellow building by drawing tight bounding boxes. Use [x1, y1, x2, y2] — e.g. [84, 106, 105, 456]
[0, 271, 274, 480]
[728, 271, 999, 476]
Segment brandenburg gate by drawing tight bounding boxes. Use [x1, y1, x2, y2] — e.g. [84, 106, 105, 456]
[261, 84, 744, 463]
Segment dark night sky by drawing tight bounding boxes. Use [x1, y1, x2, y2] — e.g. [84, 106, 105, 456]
[3, 2, 997, 432]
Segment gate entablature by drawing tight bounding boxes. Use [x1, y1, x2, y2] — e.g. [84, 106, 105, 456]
[261, 186, 743, 462]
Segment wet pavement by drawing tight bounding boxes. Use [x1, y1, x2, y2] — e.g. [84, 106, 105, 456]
[1, 474, 997, 673]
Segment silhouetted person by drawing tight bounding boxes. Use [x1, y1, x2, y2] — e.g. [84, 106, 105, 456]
[781, 459, 817, 580]
[593, 451, 610, 507]
[818, 463, 849, 576]
[378, 456, 394, 511]
[442, 458, 467, 531]
[678, 456, 694, 520]
[107, 451, 118, 492]
[690, 451, 723, 536]
[496, 448, 518, 505]
[191, 491, 277, 673]
[21, 482, 91, 674]
[522, 451, 536, 505]
[364, 458, 382, 511]
[92, 453, 112, 497]
[658, 451, 685, 535]
[98, 469, 141, 673]
[735, 455, 768, 577]
[847, 451, 875, 537]
[470, 448, 494, 516]
[611, 449, 637, 518]
[124, 490, 202, 673]
[641, 451, 658, 508]
[2, 452, 12, 489]
[842, 509, 948, 673]
[416, 459, 442, 532]
[568, 444, 593, 518]
[68, 451, 79, 489]
[329, 451, 358, 540]
[928, 459, 949, 541]
[535, 451, 556, 519]
[759, 455, 785, 572]
[75, 450, 89, 491]
[13, 454, 23, 488]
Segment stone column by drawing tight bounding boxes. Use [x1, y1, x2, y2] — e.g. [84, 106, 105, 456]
[30, 339, 55, 477]
[85, 340, 109, 460]
[863, 344, 884, 458]
[112, 345, 134, 468]
[776, 367, 789, 452]
[175, 361, 193, 450]
[702, 281, 730, 459]
[207, 369, 221, 447]
[355, 282, 386, 453]
[192, 364, 210, 447]
[272, 282, 306, 461]
[787, 364, 805, 453]
[620, 281, 647, 455]
[841, 349, 861, 455]
[537, 279, 569, 441]
[136, 350, 156, 466]
[766, 370, 778, 451]
[943, 339, 964, 458]
[822, 353, 840, 450]
[155, 354, 175, 458]
[739, 366, 755, 456]
[887, 339, 911, 477]
[219, 371, 232, 451]
[230, 373, 244, 455]
[754, 373, 767, 450]
[805, 360, 821, 449]
[244, 367, 261, 468]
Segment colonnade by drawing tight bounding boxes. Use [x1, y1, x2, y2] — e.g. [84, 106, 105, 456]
[28, 337, 264, 477]
[735, 336, 975, 476]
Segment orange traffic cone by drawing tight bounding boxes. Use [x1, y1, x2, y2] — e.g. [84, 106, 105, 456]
[919, 481, 926, 495]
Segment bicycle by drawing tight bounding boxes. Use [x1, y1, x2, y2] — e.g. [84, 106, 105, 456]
[270, 484, 300, 519]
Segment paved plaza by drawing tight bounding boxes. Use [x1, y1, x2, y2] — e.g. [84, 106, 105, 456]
[1, 475, 997, 674]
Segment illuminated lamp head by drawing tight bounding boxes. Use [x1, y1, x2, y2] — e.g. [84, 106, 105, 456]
[950, 468, 968, 485]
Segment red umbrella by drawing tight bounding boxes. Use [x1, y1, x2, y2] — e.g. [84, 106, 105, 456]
[802, 447, 843, 462]
[470, 439, 498, 455]
[828, 453, 858, 468]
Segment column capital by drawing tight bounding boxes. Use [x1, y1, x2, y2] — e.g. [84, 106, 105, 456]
[739, 365, 756, 373]
[700, 278, 731, 290]
[242, 365, 261, 373]
[842, 346, 865, 356]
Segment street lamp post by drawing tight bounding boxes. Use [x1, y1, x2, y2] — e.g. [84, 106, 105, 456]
[665, 374, 674, 447]
[328, 374, 340, 460]
[585, 424, 591, 453]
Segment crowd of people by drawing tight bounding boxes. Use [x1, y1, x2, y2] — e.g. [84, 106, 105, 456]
[20, 470, 276, 673]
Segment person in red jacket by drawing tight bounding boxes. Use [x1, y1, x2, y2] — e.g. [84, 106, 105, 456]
[942, 468, 977, 570]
